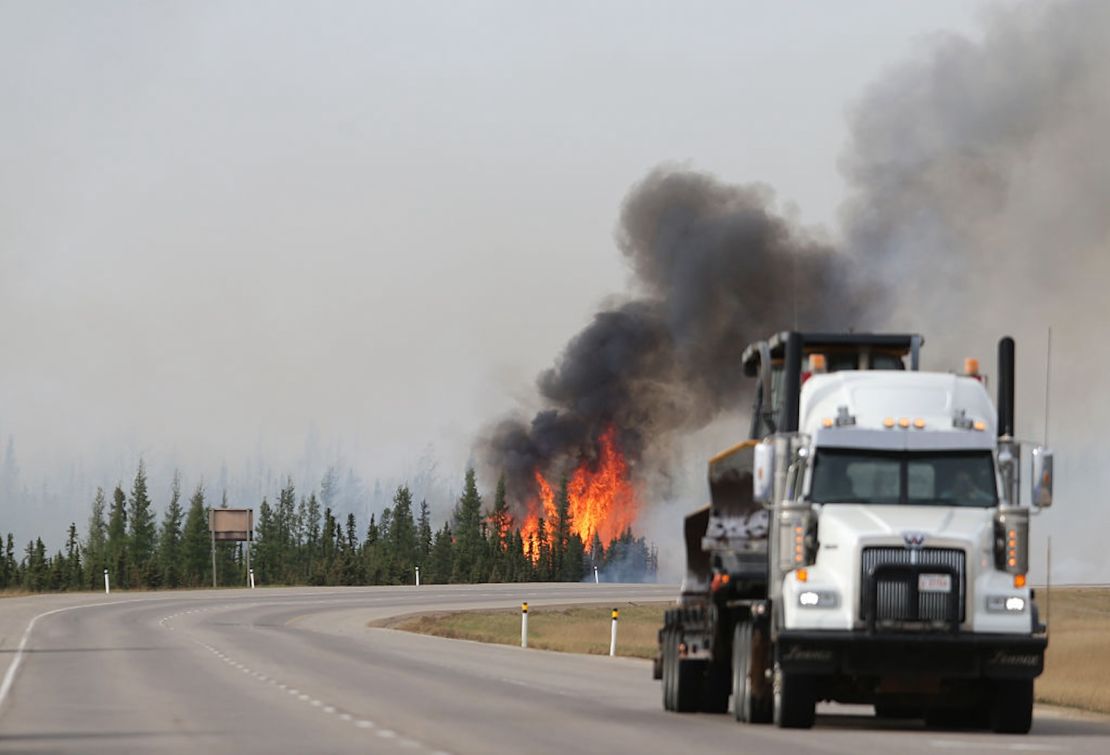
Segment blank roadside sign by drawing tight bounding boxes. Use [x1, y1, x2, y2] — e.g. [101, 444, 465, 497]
[209, 508, 253, 541]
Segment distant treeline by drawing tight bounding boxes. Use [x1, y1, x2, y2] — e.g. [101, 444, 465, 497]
[0, 463, 657, 592]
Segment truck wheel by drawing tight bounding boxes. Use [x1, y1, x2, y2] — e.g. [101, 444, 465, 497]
[661, 629, 676, 711]
[700, 663, 731, 714]
[732, 622, 752, 722]
[733, 621, 774, 723]
[989, 680, 1033, 734]
[773, 664, 816, 729]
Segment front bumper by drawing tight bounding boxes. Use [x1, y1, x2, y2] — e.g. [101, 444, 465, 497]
[777, 630, 1046, 680]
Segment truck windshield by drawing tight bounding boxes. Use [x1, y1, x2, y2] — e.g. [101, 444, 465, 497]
[809, 449, 998, 507]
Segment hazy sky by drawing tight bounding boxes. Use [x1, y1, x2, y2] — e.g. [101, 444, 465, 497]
[1, 1, 986, 492]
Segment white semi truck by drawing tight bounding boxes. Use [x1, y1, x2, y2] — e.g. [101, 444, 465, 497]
[657, 332, 1052, 733]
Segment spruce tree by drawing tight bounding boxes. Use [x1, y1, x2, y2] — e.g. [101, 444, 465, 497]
[389, 486, 417, 584]
[535, 517, 551, 581]
[85, 488, 108, 589]
[3, 534, 15, 588]
[158, 472, 185, 587]
[302, 493, 322, 582]
[363, 513, 382, 584]
[553, 477, 571, 578]
[417, 499, 433, 566]
[429, 522, 454, 583]
[562, 533, 586, 582]
[255, 499, 276, 582]
[342, 513, 362, 584]
[64, 522, 82, 589]
[276, 479, 297, 582]
[452, 469, 483, 582]
[106, 485, 128, 588]
[181, 485, 209, 587]
[127, 461, 157, 587]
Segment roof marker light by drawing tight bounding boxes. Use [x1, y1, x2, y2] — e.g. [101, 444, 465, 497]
[973, 420, 987, 432]
[913, 418, 926, 429]
[836, 405, 857, 427]
[898, 417, 910, 429]
[883, 417, 895, 429]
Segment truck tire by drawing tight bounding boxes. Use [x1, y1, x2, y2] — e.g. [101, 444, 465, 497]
[733, 622, 773, 723]
[661, 629, 676, 711]
[773, 664, 816, 729]
[700, 663, 731, 714]
[989, 679, 1033, 734]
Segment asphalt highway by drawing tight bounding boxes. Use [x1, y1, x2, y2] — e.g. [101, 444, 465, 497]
[1, 583, 1108, 754]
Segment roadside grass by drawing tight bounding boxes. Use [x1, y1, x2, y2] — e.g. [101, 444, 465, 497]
[0, 589, 34, 599]
[1036, 587, 1110, 713]
[385, 602, 668, 658]
[387, 587, 1110, 714]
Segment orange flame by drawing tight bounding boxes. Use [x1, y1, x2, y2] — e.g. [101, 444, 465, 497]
[519, 427, 638, 559]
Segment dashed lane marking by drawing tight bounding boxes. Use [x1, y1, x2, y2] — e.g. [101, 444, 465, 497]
[160, 615, 452, 755]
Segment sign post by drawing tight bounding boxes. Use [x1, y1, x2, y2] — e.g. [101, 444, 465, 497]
[208, 508, 254, 589]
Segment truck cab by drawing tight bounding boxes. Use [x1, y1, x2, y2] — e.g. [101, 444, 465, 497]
[658, 332, 1052, 734]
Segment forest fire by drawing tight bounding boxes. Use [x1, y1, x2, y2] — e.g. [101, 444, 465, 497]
[519, 427, 638, 559]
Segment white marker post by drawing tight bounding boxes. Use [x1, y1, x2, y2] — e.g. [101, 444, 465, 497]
[415, 566, 421, 587]
[249, 568, 255, 589]
[609, 607, 619, 657]
[521, 602, 529, 648]
[594, 566, 599, 584]
[103, 569, 110, 595]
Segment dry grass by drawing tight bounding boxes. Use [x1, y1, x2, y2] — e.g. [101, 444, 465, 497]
[1036, 587, 1110, 713]
[387, 602, 668, 659]
[0, 589, 34, 599]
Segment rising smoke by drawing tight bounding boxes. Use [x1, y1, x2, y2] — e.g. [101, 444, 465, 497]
[482, 172, 873, 504]
[484, 0, 1110, 572]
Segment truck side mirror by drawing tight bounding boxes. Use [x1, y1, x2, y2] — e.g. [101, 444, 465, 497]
[753, 442, 774, 504]
[1031, 447, 1054, 508]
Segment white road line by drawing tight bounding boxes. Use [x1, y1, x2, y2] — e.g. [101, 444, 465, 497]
[929, 740, 1063, 751]
[188, 613, 458, 754]
[1, 598, 158, 714]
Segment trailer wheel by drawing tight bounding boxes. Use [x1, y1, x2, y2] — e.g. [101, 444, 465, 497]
[773, 664, 816, 729]
[989, 679, 1033, 734]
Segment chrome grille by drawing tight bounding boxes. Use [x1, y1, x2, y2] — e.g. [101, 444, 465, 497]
[860, 546, 965, 624]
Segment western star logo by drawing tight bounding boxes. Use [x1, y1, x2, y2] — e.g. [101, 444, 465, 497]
[903, 531, 927, 549]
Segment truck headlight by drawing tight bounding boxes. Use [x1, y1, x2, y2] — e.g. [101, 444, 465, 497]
[985, 595, 1026, 613]
[798, 590, 839, 608]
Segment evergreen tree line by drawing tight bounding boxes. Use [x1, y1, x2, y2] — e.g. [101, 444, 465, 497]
[1, 464, 658, 592]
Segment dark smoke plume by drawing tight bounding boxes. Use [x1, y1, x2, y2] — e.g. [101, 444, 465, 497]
[482, 170, 872, 503]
